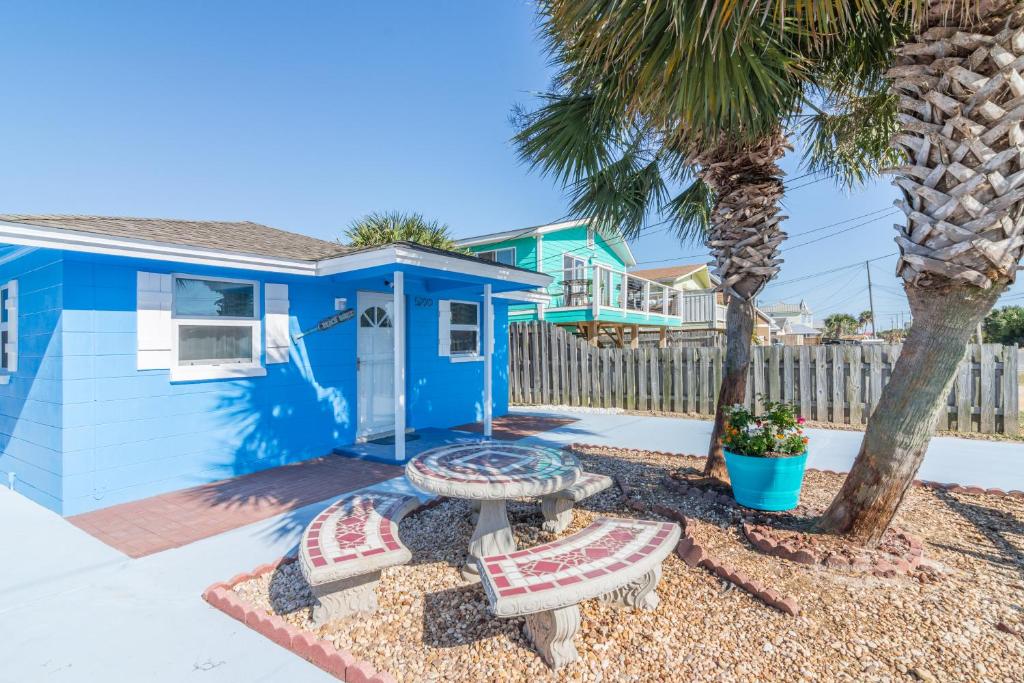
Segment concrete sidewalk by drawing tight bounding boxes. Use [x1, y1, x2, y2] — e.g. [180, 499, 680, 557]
[511, 406, 1024, 490]
[0, 476, 428, 683]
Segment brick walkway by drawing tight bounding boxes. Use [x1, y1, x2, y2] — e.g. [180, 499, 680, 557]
[453, 414, 576, 440]
[68, 456, 402, 558]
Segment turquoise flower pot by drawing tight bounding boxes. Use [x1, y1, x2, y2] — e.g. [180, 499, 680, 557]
[724, 449, 808, 511]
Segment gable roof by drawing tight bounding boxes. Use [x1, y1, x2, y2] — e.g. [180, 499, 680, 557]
[0, 214, 350, 262]
[628, 263, 706, 282]
[455, 218, 637, 267]
[763, 300, 811, 315]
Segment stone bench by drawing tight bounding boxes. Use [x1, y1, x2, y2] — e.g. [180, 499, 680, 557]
[299, 491, 420, 626]
[477, 517, 680, 669]
[540, 472, 613, 533]
[468, 471, 612, 532]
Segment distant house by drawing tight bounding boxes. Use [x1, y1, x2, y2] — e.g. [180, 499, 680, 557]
[0, 214, 548, 515]
[631, 264, 778, 345]
[456, 220, 728, 347]
[763, 300, 822, 346]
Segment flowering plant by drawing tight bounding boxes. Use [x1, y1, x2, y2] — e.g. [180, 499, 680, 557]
[722, 400, 808, 458]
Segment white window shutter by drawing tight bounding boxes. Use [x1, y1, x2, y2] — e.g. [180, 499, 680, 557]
[137, 272, 172, 370]
[265, 283, 290, 364]
[438, 300, 451, 356]
[5, 280, 17, 372]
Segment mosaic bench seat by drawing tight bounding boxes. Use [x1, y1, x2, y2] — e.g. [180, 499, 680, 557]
[540, 472, 613, 533]
[477, 517, 680, 669]
[299, 491, 420, 626]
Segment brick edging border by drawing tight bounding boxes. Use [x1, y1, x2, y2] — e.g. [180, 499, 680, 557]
[203, 559, 395, 683]
[612, 469, 802, 617]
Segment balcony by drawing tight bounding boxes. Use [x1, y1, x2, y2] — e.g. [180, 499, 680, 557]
[551, 264, 726, 328]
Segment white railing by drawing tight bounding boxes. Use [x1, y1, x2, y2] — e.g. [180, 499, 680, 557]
[552, 264, 725, 327]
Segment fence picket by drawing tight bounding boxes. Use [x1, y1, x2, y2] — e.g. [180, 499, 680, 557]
[815, 346, 829, 422]
[798, 346, 812, 419]
[846, 345, 863, 425]
[981, 344, 996, 433]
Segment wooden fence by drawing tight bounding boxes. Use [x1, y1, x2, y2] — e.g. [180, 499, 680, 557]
[509, 322, 1021, 435]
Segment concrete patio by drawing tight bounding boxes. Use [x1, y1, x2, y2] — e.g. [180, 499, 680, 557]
[1, 410, 1020, 682]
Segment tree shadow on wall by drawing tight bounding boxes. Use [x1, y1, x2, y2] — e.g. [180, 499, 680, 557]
[191, 336, 382, 545]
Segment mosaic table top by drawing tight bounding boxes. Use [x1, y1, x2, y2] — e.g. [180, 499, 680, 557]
[405, 442, 582, 500]
[299, 491, 420, 585]
[477, 517, 681, 616]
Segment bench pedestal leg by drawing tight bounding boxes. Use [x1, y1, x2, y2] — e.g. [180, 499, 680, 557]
[469, 499, 481, 525]
[523, 604, 580, 669]
[310, 571, 381, 626]
[462, 499, 515, 582]
[599, 566, 662, 610]
[540, 496, 573, 533]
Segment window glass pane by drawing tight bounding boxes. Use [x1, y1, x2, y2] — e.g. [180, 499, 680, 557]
[495, 249, 515, 265]
[450, 330, 478, 354]
[450, 302, 477, 326]
[174, 278, 255, 318]
[0, 288, 7, 324]
[478, 251, 496, 262]
[178, 325, 253, 364]
[1, 330, 7, 370]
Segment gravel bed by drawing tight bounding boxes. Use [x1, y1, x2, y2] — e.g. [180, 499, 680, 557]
[234, 446, 1024, 682]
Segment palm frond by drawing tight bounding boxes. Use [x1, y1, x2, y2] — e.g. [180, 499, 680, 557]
[567, 151, 668, 240]
[512, 93, 619, 184]
[666, 181, 715, 245]
[799, 90, 902, 188]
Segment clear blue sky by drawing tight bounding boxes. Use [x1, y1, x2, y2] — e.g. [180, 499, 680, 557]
[1, 1, 1020, 326]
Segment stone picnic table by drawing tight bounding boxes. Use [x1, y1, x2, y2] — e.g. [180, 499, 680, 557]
[405, 442, 582, 581]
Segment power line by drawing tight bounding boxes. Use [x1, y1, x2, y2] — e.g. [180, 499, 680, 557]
[630, 206, 897, 267]
[781, 211, 900, 251]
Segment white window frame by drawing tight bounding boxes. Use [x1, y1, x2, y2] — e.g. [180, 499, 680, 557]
[476, 247, 516, 266]
[169, 273, 265, 381]
[0, 280, 16, 383]
[447, 299, 482, 363]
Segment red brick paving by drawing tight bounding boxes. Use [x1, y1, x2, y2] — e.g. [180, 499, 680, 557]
[68, 456, 402, 558]
[453, 414, 577, 441]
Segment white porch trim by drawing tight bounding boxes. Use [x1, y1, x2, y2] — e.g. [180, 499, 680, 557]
[393, 271, 407, 461]
[483, 284, 493, 439]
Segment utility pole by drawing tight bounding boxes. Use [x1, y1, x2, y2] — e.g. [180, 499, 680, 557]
[865, 260, 877, 337]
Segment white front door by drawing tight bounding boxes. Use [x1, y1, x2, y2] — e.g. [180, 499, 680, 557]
[357, 291, 395, 439]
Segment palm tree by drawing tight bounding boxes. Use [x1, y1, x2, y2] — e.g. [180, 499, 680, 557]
[514, 0, 900, 482]
[823, 313, 860, 339]
[858, 310, 874, 334]
[747, 0, 1024, 546]
[344, 211, 462, 251]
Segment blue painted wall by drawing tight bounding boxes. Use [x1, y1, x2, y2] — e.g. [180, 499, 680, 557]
[0, 248, 64, 511]
[0, 249, 509, 515]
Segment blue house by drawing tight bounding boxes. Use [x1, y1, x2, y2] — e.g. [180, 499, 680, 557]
[0, 214, 549, 515]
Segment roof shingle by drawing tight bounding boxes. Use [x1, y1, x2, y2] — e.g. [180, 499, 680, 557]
[628, 263, 705, 282]
[0, 214, 350, 262]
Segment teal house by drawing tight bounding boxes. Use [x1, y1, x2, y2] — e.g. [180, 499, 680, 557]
[456, 219, 727, 347]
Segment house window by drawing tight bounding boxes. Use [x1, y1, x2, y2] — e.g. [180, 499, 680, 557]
[477, 247, 516, 266]
[172, 276, 260, 368]
[563, 254, 585, 281]
[587, 227, 595, 249]
[449, 301, 480, 356]
[0, 279, 17, 378]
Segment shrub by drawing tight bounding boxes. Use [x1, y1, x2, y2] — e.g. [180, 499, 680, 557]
[722, 400, 808, 458]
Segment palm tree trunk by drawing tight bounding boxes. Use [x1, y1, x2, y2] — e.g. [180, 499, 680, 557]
[698, 133, 789, 480]
[705, 296, 755, 480]
[817, 283, 1003, 544]
[817, 2, 1024, 545]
